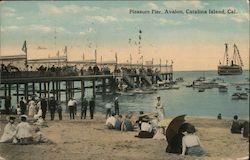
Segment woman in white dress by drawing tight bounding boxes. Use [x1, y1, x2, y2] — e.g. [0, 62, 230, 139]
[0, 116, 16, 143]
[15, 115, 33, 144]
[155, 96, 165, 120]
[28, 98, 37, 118]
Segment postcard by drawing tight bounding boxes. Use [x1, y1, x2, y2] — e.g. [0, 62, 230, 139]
[0, 1, 249, 160]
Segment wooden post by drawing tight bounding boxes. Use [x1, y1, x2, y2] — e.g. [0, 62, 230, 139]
[102, 78, 106, 95]
[8, 84, 11, 97]
[39, 83, 42, 98]
[24, 83, 28, 101]
[93, 80, 96, 99]
[58, 81, 61, 102]
[4, 84, 7, 98]
[16, 83, 19, 105]
[65, 81, 68, 103]
[43, 82, 47, 97]
[52, 81, 55, 97]
[81, 80, 85, 102]
[32, 82, 35, 95]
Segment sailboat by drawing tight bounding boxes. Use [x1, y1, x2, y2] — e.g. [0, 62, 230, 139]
[218, 43, 243, 75]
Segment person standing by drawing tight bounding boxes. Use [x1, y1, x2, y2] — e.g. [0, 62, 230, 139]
[68, 98, 75, 119]
[155, 96, 165, 120]
[40, 96, 47, 120]
[105, 101, 113, 119]
[89, 97, 95, 119]
[114, 97, 119, 115]
[57, 103, 62, 120]
[19, 97, 27, 115]
[81, 97, 88, 119]
[49, 97, 57, 121]
[4, 96, 11, 115]
[73, 98, 77, 116]
[28, 97, 36, 118]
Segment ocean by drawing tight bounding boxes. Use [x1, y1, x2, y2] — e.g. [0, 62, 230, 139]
[85, 70, 249, 119]
[0, 70, 249, 119]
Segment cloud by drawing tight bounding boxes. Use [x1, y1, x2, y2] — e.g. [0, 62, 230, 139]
[163, 1, 204, 9]
[1, 26, 19, 32]
[158, 18, 182, 25]
[86, 16, 117, 23]
[145, 2, 159, 10]
[79, 27, 94, 36]
[16, 16, 24, 20]
[39, 4, 99, 15]
[231, 12, 249, 22]
[1, 24, 65, 33]
[1, 7, 15, 16]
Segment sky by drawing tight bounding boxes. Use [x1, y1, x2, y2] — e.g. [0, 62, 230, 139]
[0, 0, 249, 71]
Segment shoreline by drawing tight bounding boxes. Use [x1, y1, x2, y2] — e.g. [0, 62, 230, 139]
[0, 113, 249, 160]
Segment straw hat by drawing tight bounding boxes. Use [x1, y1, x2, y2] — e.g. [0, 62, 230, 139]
[20, 115, 28, 119]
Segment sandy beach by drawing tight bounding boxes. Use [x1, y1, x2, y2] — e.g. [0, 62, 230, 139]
[0, 113, 248, 160]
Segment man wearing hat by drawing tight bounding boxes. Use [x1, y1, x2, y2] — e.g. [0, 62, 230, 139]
[114, 96, 119, 115]
[40, 96, 47, 120]
[81, 97, 88, 119]
[49, 96, 57, 121]
[0, 116, 16, 143]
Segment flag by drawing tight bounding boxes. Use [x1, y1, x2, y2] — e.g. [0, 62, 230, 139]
[22, 41, 27, 53]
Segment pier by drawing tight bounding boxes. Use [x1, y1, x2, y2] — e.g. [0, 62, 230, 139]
[0, 63, 173, 109]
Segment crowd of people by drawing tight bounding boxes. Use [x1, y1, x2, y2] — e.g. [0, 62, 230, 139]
[0, 94, 249, 158]
[0, 115, 50, 144]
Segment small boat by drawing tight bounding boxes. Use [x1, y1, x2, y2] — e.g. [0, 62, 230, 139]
[175, 77, 184, 82]
[132, 89, 155, 94]
[198, 88, 205, 92]
[232, 92, 248, 100]
[236, 86, 242, 91]
[116, 91, 135, 96]
[218, 85, 228, 92]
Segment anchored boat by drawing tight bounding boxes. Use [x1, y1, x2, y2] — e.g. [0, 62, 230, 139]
[218, 43, 243, 75]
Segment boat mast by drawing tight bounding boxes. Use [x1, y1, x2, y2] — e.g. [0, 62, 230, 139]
[233, 44, 243, 67]
[223, 43, 229, 65]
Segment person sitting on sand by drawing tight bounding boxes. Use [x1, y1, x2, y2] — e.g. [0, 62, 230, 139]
[33, 127, 50, 143]
[0, 116, 16, 143]
[114, 115, 122, 130]
[121, 114, 134, 131]
[231, 115, 243, 134]
[242, 121, 249, 139]
[106, 113, 117, 129]
[34, 116, 48, 127]
[166, 123, 189, 154]
[14, 115, 33, 145]
[217, 113, 222, 120]
[135, 121, 154, 138]
[182, 124, 205, 156]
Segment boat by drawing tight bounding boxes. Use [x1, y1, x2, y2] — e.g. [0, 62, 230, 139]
[175, 77, 184, 83]
[218, 43, 243, 75]
[132, 88, 155, 94]
[218, 85, 228, 92]
[198, 88, 205, 92]
[231, 92, 248, 100]
[236, 86, 242, 91]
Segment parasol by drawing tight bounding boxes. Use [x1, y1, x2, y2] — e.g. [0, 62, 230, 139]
[165, 114, 186, 143]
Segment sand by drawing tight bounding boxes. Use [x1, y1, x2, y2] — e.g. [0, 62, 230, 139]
[0, 113, 248, 160]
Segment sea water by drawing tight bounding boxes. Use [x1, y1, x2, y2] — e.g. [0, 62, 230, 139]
[0, 70, 249, 119]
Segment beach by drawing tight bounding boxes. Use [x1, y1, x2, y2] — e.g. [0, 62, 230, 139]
[0, 113, 248, 160]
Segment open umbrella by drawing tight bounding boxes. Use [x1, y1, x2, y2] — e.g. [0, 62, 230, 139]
[165, 114, 186, 143]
